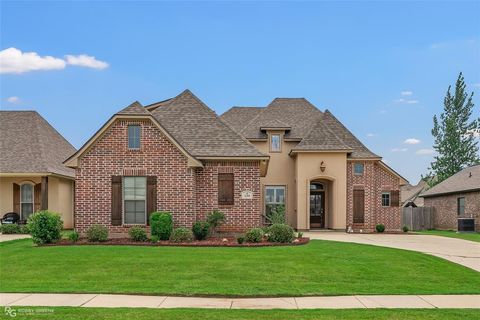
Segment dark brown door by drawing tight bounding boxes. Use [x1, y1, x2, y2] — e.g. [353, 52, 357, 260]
[310, 191, 325, 228]
[353, 189, 365, 223]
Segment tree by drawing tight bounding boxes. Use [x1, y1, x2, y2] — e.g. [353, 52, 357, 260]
[428, 72, 480, 186]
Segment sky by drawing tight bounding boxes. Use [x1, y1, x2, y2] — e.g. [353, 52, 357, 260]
[1, 1, 479, 183]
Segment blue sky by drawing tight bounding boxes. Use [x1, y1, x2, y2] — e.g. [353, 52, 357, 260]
[1, 1, 479, 183]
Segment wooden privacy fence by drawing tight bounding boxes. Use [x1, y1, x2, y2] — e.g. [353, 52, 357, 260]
[402, 207, 434, 231]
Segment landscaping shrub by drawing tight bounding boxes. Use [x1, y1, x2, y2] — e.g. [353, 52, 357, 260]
[150, 235, 159, 243]
[170, 227, 193, 243]
[376, 224, 385, 233]
[267, 223, 295, 243]
[206, 209, 225, 234]
[68, 231, 80, 242]
[19, 224, 30, 234]
[192, 221, 210, 240]
[150, 211, 173, 240]
[402, 225, 409, 233]
[86, 224, 109, 242]
[245, 228, 264, 243]
[0, 224, 21, 234]
[27, 211, 63, 245]
[129, 226, 147, 242]
[297, 231, 304, 238]
[237, 236, 245, 244]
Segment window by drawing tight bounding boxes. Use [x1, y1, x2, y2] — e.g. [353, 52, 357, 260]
[265, 186, 285, 219]
[381, 192, 391, 207]
[128, 125, 141, 149]
[354, 163, 364, 175]
[457, 197, 465, 215]
[20, 183, 34, 220]
[218, 173, 234, 205]
[123, 177, 146, 224]
[270, 134, 281, 152]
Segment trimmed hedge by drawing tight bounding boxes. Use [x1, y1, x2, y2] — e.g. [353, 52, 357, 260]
[0, 224, 21, 234]
[86, 224, 109, 242]
[170, 228, 193, 243]
[27, 211, 63, 245]
[245, 228, 264, 243]
[192, 221, 210, 240]
[129, 226, 147, 242]
[150, 211, 173, 240]
[376, 224, 385, 233]
[267, 224, 295, 243]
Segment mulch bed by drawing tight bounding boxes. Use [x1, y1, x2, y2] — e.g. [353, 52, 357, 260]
[44, 237, 310, 247]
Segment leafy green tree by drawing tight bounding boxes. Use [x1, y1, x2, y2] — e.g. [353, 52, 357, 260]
[429, 72, 480, 186]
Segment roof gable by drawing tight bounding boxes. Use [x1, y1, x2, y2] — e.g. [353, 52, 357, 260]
[150, 90, 267, 158]
[117, 101, 150, 115]
[0, 111, 76, 177]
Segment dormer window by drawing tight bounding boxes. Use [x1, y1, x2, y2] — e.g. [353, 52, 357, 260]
[128, 125, 141, 149]
[270, 134, 281, 152]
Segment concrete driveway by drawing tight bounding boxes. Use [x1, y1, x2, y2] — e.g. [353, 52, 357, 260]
[0, 234, 30, 242]
[304, 232, 480, 272]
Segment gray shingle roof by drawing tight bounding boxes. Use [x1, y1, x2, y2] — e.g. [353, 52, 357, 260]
[420, 165, 480, 197]
[117, 101, 150, 115]
[149, 90, 266, 158]
[221, 106, 264, 133]
[221, 100, 379, 159]
[0, 111, 76, 177]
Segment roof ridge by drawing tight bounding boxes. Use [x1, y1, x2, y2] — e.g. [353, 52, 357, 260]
[32, 112, 49, 172]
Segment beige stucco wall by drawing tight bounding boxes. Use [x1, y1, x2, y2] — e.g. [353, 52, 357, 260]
[251, 134, 298, 227]
[295, 152, 348, 230]
[0, 176, 74, 229]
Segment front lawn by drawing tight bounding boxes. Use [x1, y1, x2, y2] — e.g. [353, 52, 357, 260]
[415, 230, 480, 243]
[1, 239, 479, 296]
[6, 307, 480, 320]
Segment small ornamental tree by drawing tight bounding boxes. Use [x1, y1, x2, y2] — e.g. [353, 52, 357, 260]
[206, 209, 225, 235]
[27, 211, 63, 245]
[428, 72, 480, 186]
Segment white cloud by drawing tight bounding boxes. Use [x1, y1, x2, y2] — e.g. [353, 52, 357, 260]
[391, 147, 408, 152]
[0, 47, 65, 74]
[401, 91, 413, 96]
[65, 54, 109, 70]
[406, 100, 419, 104]
[366, 133, 376, 137]
[6, 96, 20, 104]
[404, 138, 421, 145]
[466, 129, 480, 138]
[416, 149, 434, 155]
[0, 47, 109, 74]
[394, 98, 405, 103]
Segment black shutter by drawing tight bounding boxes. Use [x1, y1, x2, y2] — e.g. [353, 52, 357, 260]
[13, 183, 20, 214]
[111, 176, 122, 226]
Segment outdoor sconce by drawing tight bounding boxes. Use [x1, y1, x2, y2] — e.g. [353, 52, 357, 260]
[320, 161, 326, 172]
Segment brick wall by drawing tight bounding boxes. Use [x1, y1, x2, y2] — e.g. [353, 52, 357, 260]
[423, 191, 480, 230]
[346, 161, 401, 232]
[196, 161, 262, 233]
[75, 118, 262, 234]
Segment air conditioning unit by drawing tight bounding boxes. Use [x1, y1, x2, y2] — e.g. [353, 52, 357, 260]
[458, 218, 475, 232]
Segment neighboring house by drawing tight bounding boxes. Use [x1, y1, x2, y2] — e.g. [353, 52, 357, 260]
[420, 165, 480, 231]
[66, 90, 407, 234]
[0, 111, 76, 228]
[401, 179, 428, 207]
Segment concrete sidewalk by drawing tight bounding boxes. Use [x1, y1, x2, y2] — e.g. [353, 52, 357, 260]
[304, 232, 480, 272]
[1, 293, 479, 309]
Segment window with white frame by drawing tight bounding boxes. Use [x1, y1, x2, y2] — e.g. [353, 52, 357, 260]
[128, 125, 141, 149]
[381, 192, 391, 207]
[123, 177, 146, 224]
[270, 134, 281, 152]
[20, 183, 34, 220]
[265, 186, 285, 219]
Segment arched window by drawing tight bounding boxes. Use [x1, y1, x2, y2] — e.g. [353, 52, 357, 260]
[20, 183, 34, 220]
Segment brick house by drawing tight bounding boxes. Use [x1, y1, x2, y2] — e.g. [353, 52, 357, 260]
[420, 165, 480, 231]
[66, 90, 407, 234]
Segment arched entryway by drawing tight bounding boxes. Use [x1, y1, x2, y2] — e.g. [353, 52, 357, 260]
[308, 178, 334, 229]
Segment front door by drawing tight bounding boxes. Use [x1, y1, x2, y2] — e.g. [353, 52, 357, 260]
[310, 191, 325, 228]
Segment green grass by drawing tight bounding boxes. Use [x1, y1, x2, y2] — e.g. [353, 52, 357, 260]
[3, 307, 480, 320]
[1, 239, 479, 296]
[415, 230, 480, 243]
